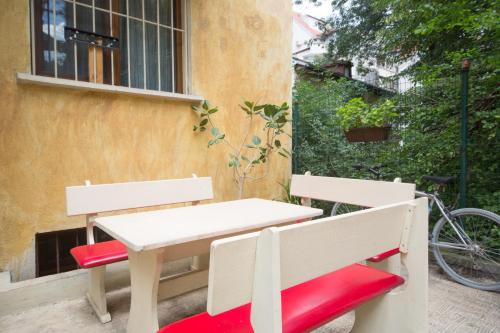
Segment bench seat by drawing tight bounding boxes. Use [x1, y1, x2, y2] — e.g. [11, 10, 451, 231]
[70, 240, 128, 269]
[158, 263, 404, 333]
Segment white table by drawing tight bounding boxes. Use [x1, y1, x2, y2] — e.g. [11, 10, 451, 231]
[95, 198, 322, 333]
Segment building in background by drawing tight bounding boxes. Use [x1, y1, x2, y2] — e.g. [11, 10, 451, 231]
[292, 9, 413, 92]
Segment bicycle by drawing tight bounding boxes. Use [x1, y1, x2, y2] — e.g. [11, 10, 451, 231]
[331, 165, 500, 291]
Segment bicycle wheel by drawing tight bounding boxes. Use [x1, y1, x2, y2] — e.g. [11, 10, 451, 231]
[431, 208, 500, 291]
[330, 202, 364, 216]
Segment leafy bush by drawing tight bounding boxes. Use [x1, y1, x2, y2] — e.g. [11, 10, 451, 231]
[294, 75, 499, 217]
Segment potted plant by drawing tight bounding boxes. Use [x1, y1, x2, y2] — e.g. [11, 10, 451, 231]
[336, 98, 397, 142]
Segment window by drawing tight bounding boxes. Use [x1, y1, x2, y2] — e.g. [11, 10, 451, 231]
[31, 0, 186, 93]
[35, 227, 113, 277]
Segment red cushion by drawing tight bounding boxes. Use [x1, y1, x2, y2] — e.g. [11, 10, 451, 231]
[70, 240, 128, 269]
[158, 264, 404, 333]
[368, 248, 400, 262]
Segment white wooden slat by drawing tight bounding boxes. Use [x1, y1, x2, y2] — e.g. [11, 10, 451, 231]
[207, 232, 258, 316]
[279, 201, 411, 289]
[66, 177, 213, 215]
[206, 201, 413, 316]
[290, 175, 415, 208]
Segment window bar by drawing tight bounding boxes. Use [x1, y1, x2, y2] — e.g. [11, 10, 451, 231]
[142, 0, 147, 89]
[171, 0, 175, 92]
[73, 1, 78, 80]
[92, 0, 97, 83]
[157, 0, 161, 91]
[53, 0, 58, 78]
[110, 0, 114, 85]
[182, 0, 187, 94]
[30, 0, 37, 75]
[126, 0, 131, 87]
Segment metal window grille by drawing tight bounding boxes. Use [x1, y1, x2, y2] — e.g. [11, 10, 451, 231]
[35, 227, 113, 277]
[31, 0, 186, 93]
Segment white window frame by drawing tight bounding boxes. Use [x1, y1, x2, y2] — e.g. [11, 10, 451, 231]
[22, 0, 198, 101]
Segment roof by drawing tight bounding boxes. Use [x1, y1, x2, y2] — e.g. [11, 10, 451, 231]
[293, 12, 321, 38]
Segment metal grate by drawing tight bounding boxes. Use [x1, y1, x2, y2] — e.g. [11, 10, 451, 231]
[35, 227, 113, 277]
[31, 0, 185, 93]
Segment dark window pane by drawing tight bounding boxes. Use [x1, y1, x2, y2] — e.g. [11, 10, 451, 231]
[145, 23, 158, 90]
[76, 44, 89, 81]
[112, 0, 127, 14]
[173, 29, 183, 93]
[34, 0, 55, 76]
[75, 0, 92, 5]
[54, 0, 75, 79]
[145, 0, 157, 22]
[36, 233, 58, 277]
[159, 27, 172, 92]
[95, 9, 110, 36]
[129, 0, 143, 19]
[113, 14, 128, 86]
[58, 230, 78, 273]
[129, 20, 144, 88]
[75, 4, 92, 31]
[173, 0, 182, 29]
[159, 0, 171, 26]
[75, 4, 92, 81]
[95, 0, 110, 10]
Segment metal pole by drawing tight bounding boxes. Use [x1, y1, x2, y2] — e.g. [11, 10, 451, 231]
[459, 59, 470, 208]
[292, 102, 300, 174]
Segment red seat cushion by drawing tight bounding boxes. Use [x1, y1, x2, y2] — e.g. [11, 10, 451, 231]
[70, 240, 128, 269]
[158, 263, 404, 333]
[368, 248, 400, 262]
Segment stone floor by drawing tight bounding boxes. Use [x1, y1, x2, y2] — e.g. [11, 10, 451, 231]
[0, 264, 498, 333]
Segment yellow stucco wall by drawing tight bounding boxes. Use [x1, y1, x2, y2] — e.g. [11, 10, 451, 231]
[0, 0, 292, 280]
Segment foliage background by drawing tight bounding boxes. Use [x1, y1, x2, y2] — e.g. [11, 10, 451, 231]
[293, 73, 499, 217]
[293, 0, 499, 218]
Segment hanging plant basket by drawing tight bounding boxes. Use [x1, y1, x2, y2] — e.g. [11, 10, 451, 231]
[344, 126, 391, 143]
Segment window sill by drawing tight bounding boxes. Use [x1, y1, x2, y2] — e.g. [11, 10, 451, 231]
[16, 73, 203, 103]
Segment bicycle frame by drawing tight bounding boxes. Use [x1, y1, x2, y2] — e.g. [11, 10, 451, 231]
[415, 190, 473, 251]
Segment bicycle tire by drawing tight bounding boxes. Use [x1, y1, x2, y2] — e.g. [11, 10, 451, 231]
[330, 202, 365, 216]
[431, 208, 500, 291]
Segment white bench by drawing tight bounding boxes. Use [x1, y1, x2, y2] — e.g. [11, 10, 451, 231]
[291, 174, 416, 265]
[158, 183, 428, 332]
[65, 175, 213, 323]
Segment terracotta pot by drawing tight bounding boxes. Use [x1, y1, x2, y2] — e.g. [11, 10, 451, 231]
[344, 126, 391, 143]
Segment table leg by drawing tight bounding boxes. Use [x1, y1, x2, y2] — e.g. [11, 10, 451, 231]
[127, 248, 164, 333]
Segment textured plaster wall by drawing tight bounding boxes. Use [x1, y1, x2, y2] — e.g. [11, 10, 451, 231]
[0, 0, 292, 280]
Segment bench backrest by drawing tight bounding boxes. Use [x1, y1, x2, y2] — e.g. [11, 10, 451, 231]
[290, 174, 415, 208]
[65, 176, 213, 216]
[207, 197, 428, 332]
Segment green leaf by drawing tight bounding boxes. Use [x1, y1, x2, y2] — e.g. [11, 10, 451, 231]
[199, 126, 206, 132]
[200, 119, 208, 126]
[211, 127, 220, 137]
[208, 108, 218, 114]
[274, 139, 281, 148]
[278, 151, 288, 158]
[202, 100, 209, 110]
[252, 135, 261, 145]
[244, 101, 254, 109]
[193, 125, 198, 131]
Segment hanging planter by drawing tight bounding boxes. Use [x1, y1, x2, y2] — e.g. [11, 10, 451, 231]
[344, 126, 391, 142]
[337, 98, 397, 143]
